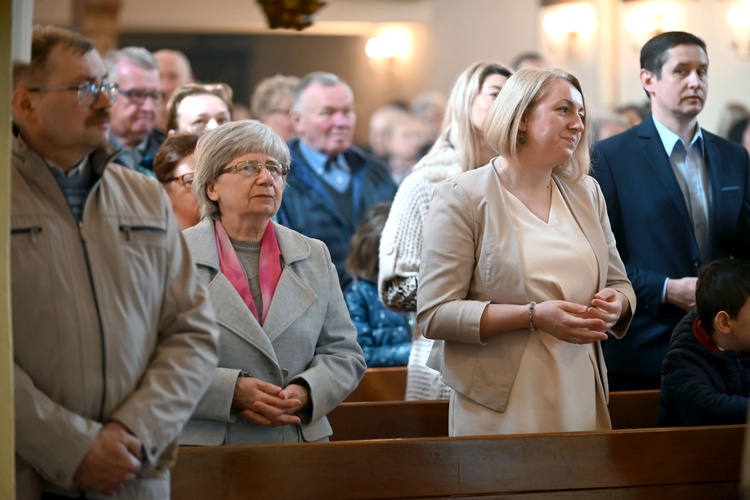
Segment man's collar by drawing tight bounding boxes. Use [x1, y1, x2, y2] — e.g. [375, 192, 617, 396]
[298, 140, 334, 175]
[652, 115, 704, 156]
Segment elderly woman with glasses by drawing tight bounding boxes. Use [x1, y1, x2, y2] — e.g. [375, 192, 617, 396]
[180, 120, 366, 445]
[153, 132, 200, 229]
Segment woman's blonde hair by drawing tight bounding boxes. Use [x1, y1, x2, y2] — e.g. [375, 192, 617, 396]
[193, 120, 291, 220]
[483, 67, 591, 182]
[426, 61, 513, 172]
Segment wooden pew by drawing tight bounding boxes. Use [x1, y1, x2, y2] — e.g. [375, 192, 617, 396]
[344, 367, 407, 402]
[172, 425, 744, 499]
[609, 389, 660, 429]
[345, 365, 660, 421]
[329, 400, 447, 441]
[329, 390, 660, 441]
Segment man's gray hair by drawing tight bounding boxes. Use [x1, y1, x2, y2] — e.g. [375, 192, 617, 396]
[104, 46, 158, 75]
[293, 71, 352, 112]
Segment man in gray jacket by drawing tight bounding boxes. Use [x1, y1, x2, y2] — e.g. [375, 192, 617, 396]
[11, 26, 219, 499]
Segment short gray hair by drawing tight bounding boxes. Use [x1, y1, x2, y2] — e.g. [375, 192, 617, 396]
[193, 120, 292, 220]
[104, 46, 158, 77]
[293, 71, 352, 113]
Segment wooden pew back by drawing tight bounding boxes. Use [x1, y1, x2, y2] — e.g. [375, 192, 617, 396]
[172, 425, 744, 499]
[330, 390, 661, 441]
[345, 367, 407, 402]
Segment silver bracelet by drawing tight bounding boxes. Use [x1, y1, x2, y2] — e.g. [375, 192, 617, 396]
[528, 302, 536, 331]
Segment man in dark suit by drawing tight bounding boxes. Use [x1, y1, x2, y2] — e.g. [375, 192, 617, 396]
[278, 71, 397, 289]
[593, 31, 750, 390]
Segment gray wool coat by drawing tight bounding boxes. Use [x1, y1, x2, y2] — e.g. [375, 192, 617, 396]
[180, 218, 366, 445]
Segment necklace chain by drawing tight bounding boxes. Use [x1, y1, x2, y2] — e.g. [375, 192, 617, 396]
[501, 168, 549, 223]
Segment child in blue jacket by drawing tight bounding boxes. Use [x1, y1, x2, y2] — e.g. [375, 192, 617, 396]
[658, 259, 750, 426]
[344, 202, 412, 367]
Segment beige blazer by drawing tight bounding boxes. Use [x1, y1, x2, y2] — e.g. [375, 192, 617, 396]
[417, 164, 635, 412]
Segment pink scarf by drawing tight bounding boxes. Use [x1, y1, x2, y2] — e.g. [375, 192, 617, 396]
[214, 219, 282, 325]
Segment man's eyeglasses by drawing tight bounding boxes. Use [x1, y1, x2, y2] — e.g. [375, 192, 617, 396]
[119, 89, 165, 105]
[27, 82, 119, 105]
[219, 160, 290, 180]
[164, 172, 194, 189]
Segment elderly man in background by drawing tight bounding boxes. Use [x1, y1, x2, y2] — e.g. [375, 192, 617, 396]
[155, 49, 194, 132]
[11, 25, 219, 499]
[105, 46, 165, 172]
[277, 71, 397, 289]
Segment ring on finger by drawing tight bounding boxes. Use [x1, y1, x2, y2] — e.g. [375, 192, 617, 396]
[572, 336, 578, 344]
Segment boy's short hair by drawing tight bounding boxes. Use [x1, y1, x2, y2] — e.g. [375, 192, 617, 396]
[696, 259, 750, 334]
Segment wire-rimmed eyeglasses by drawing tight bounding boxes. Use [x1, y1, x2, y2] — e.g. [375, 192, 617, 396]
[219, 160, 290, 180]
[27, 82, 119, 105]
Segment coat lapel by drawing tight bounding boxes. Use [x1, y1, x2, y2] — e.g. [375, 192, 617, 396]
[289, 146, 353, 231]
[262, 268, 317, 343]
[637, 118, 694, 229]
[207, 273, 278, 364]
[186, 219, 278, 364]
[262, 224, 317, 342]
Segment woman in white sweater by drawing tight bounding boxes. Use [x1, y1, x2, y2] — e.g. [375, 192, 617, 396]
[378, 61, 513, 399]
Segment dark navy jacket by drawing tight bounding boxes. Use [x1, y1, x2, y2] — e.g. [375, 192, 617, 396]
[658, 311, 750, 426]
[593, 116, 750, 383]
[278, 139, 397, 289]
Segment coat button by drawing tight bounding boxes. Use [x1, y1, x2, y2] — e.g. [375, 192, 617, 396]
[282, 368, 289, 377]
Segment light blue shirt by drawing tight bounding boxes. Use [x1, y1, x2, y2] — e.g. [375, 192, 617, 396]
[298, 140, 352, 193]
[652, 116, 712, 301]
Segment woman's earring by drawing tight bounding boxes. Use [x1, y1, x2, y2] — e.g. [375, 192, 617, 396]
[518, 133, 526, 145]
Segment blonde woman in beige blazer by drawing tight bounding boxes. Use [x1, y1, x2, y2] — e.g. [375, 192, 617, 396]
[417, 68, 636, 436]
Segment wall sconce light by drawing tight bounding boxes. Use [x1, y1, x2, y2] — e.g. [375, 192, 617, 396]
[542, 3, 597, 58]
[365, 26, 412, 61]
[623, 1, 679, 50]
[727, 1, 750, 58]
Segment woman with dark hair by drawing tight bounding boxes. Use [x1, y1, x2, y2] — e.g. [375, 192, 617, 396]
[153, 132, 201, 229]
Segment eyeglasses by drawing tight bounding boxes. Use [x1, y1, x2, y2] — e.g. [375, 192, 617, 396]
[119, 89, 165, 105]
[164, 172, 194, 189]
[219, 160, 290, 180]
[27, 82, 119, 105]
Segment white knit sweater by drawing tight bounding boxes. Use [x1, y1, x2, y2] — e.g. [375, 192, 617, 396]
[378, 147, 462, 294]
[378, 147, 462, 401]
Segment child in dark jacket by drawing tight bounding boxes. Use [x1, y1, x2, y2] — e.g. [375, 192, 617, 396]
[658, 258, 750, 426]
[344, 202, 412, 367]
